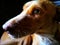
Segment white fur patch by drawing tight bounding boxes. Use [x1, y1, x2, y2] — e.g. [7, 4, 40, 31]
[32, 34, 59, 45]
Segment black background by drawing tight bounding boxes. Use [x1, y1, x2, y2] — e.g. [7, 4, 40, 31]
[0, 0, 60, 38]
[0, 0, 31, 38]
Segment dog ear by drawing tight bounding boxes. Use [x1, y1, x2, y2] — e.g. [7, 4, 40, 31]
[41, 1, 56, 18]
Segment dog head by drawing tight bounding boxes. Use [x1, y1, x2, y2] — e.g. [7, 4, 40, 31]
[2, 0, 56, 38]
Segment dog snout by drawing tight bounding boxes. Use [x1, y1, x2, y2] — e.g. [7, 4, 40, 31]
[2, 10, 28, 30]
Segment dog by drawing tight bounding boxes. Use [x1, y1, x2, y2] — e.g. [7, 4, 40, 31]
[0, 0, 60, 45]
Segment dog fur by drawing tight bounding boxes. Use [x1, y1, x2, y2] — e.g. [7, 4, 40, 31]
[0, 0, 60, 45]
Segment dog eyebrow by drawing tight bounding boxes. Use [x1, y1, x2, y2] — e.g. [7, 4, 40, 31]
[23, 1, 42, 10]
[23, 1, 38, 10]
[24, 2, 41, 15]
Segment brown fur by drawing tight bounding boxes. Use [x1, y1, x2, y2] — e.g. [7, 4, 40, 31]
[0, 0, 60, 45]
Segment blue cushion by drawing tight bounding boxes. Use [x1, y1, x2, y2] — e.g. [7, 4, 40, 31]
[53, 1, 60, 6]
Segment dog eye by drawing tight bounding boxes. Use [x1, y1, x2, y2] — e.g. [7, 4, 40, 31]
[32, 8, 40, 14]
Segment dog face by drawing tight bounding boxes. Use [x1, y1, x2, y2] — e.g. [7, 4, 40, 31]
[2, 0, 56, 38]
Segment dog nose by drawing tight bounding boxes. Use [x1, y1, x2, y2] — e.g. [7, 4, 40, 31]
[2, 10, 28, 30]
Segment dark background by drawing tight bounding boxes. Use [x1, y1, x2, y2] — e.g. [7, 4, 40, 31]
[0, 0, 60, 38]
[0, 0, 31, 38]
